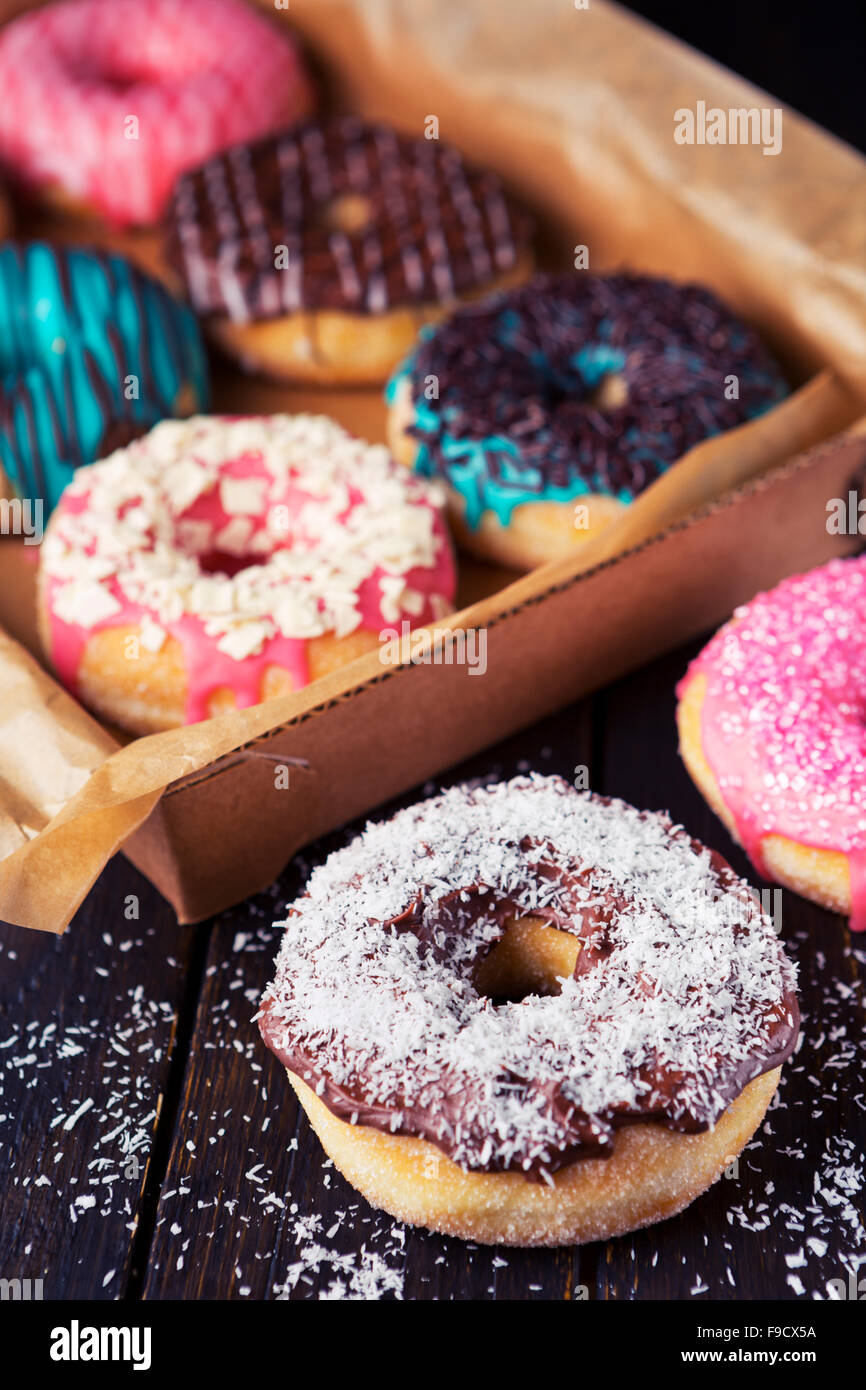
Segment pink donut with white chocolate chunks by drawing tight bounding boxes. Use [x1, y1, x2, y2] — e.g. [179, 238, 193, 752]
[0, 0, 312, 227]
[38, 415, 456, 734]
[677, 554, 866, 931]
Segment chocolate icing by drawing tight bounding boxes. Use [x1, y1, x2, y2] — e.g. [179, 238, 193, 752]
[258, 780, 799, 1180]
[166, 116, 532, 322]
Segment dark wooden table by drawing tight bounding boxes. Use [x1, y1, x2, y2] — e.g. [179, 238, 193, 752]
[2, 636, 864, 1301]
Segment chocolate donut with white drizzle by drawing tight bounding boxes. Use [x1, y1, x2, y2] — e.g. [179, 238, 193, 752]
[166, 116, 533, 384]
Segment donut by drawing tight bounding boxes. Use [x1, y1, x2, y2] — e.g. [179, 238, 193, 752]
[38, 414, 456, 736]
[258, 775, 799, 1247]
[677, 554, 866, 933]
[165, 116, 534, 385]
[0, 0, 312, 228]
[386, 273, 789, 570]
[0, 242, 209, 516]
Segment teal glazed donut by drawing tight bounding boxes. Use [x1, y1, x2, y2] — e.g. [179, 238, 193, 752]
[386, 273, 788, 569]
[0, 242, 209, 513]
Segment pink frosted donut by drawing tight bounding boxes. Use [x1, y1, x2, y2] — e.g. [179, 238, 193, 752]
[0, 0, 313, 227]
[677, 554, 866, 932]
[37, 414, 456, 734]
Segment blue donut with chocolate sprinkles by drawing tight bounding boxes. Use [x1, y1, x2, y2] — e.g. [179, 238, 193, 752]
[386, 272, 788, 570]
[0, 242, 210, 516]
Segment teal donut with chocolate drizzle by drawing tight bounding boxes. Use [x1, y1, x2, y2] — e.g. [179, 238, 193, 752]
[386, 273, 788, 559]
[0, 242, 209, 513]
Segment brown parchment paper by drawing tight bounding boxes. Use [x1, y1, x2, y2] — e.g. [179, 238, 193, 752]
[0, 373, 861, 933]
[0, 0, 865, 932]
[274, 0, 866, 392]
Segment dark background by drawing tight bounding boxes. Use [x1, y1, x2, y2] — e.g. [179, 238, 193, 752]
[622, 0, 865, 153]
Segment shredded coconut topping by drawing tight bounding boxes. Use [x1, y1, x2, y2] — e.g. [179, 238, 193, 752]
[260, 776, 798, 1176]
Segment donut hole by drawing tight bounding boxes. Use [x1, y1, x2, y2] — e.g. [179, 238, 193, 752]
[589, 371, 629, 409]
[197, 550, 260, 579]
[320, 193, 374, 235]
[61, 41, 211, 89]
[474, 915, 579, 1004]
[542, 344, 629, 412]
[72, 67, 147, 94]
[540, 372, 628, 412]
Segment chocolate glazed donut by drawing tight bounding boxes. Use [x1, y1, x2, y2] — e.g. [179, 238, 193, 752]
[165, 116, 534, 385]
[259, 777, 799, 1246]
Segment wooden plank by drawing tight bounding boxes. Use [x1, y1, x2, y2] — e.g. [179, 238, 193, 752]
[143, 703, 593, 1300]
[141, 865, 423, 1300]
[0, 857, 202, 1300]
[7, 645, 863, 1300]
[594, 642, 866, 1301]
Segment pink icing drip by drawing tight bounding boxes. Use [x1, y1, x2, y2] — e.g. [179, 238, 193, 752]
[47, 580, 312, 723]
[46, 446, 457, 725]
[679, 555, 866, 929]
[850, 851, 866, 934]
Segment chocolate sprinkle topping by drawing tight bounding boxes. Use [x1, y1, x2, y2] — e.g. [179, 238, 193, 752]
[399, 272, 788, 513]
[167, 116, 532, 323]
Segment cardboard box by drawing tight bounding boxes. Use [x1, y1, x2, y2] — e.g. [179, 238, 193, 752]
[124, 431, 866, 921]
[0, 0, 865, 931]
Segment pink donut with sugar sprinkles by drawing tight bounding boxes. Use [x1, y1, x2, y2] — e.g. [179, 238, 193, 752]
[38, 415, 456, 735]
[0, 0, 313, 227]
[677, 553, 866, 931]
